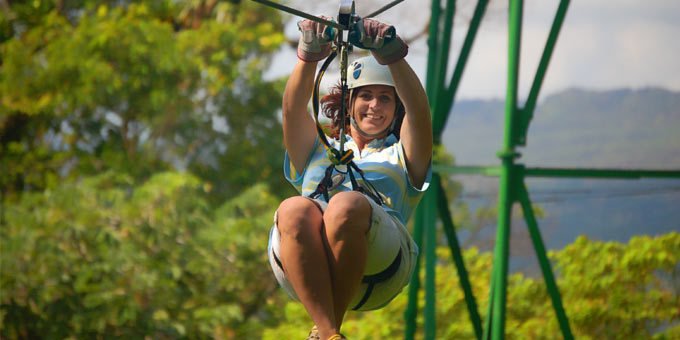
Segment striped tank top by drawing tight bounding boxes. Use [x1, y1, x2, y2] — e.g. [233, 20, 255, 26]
[284, 134, 431, 224]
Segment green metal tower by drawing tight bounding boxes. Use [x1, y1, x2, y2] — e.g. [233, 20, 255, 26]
[405, 0, 680, 339]
[250, 0, 680, 337]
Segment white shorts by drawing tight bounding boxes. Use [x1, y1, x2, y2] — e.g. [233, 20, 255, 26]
[267, 195, 418, 311]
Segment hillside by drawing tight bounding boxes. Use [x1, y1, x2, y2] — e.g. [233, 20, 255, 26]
[442, 87, 680, 169]
[439, 88, 680, 270]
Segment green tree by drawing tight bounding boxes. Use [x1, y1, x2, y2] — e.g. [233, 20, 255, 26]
[0, 171, 286, 338]
[1, 0, 289, 209]
[263, 233, 680, 339]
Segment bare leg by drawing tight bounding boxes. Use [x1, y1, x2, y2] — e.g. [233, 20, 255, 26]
[276, 197, 339, 336]
[322, 192, 371, 332]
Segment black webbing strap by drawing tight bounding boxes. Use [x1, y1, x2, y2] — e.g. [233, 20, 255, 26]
[352, 250, 403, 310]
[271, 247, 403, 311]
[308, 166, 335, 202]
[312, 52, 335, 148]
[308, 50, 384, 206]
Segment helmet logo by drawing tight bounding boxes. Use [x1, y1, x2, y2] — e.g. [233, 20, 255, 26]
[353, 62, 363, 80]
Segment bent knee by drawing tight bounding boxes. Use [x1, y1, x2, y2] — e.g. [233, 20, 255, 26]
[324, 192, 371, 235]
[276, 197, 323, 237]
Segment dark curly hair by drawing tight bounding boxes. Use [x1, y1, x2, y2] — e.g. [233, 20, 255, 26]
[320, 82, 405, 139]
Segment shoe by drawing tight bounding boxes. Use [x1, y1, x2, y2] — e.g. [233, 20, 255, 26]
[326, 335, 346, 340]
[306, 325, 319, 340]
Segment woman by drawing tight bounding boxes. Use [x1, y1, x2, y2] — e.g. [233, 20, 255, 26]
[268, 17, 432, 340]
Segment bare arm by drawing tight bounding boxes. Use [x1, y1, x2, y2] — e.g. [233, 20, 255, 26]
[282, 60, 319, 173]
[389, 59, 433, 189]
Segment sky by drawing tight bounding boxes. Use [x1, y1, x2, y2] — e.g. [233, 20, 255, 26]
[265, 0, 680, 99]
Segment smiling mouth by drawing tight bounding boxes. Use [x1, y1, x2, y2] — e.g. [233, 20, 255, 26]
[362, 113, 385, 122]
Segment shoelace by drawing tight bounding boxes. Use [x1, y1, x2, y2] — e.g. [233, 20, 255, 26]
[326, 334, 345, 340]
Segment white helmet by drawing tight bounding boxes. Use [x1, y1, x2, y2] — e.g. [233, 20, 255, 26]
[347, 56, 395, 89]
[347, 56, 400, 138]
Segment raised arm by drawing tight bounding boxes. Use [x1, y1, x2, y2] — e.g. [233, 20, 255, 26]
[282, 60, 319, 173]
[351, 18, 433, 188]
[283, 17, 336, 173]
[389, 60, 432, 189]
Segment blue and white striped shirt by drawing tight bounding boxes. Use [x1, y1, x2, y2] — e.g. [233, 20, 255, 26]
[284, 134, 431, 224]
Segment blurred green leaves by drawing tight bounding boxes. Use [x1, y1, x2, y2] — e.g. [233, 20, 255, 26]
[1, 1, 291, 337]
[1, 171, 285, 338]
[264, 233, 680, 339]
[1, 0, 290, 203]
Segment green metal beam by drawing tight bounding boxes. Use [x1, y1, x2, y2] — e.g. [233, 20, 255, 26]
[518, 0, 571, 145]
[434, 165, 503, 176]
[426, 0, 443, 104]
[434, 0, 490, 138]
[434, 165, 680, 179]
[436, 178, 483, 340]
[432, 0, 456, 127]
[502, 0, 523, 152]
[406, 0, 444, 337]
[431, 0, 456, 144]
[488, 1, 523, 338]
[410, 0, 492, 337]
[483, 277, 494, 340]
[418, 0, 678, 338]
[517, 180, 574, 339]
[489, 163, 513, 340]
[404, 206, 424, 340]
[424, 175, 440, 339]
[524, 167, 680, 179]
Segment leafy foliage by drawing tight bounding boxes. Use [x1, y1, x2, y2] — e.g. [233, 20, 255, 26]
[0, 172, 285, 338]
[1, 0, 290, 205]
[263, 233, 680, 339]
[553, 233, 680, 339]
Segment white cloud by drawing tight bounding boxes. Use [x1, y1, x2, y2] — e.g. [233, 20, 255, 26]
[540, 1, 680, 94]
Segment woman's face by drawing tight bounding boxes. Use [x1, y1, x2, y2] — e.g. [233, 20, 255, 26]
[351, 85, 397, 137]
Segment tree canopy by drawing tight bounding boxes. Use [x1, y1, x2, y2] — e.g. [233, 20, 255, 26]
[1, 0, 291, 207]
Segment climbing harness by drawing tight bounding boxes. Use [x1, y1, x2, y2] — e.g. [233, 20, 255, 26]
[308, 48, 385, 206]
[252, 0, 405, 206]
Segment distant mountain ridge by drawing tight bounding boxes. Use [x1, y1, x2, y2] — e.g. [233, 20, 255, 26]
[442, 87, 680, 169]
[441, 87, 680, 263]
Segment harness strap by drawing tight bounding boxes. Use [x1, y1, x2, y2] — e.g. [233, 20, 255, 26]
[308, 166, 335, 202]
[270, 247, 404, 311]
[308, 46, 384, 207]
[312, 52, 339, 152]
[352, 250, 403, 310]
[348, 162, 383, 205]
